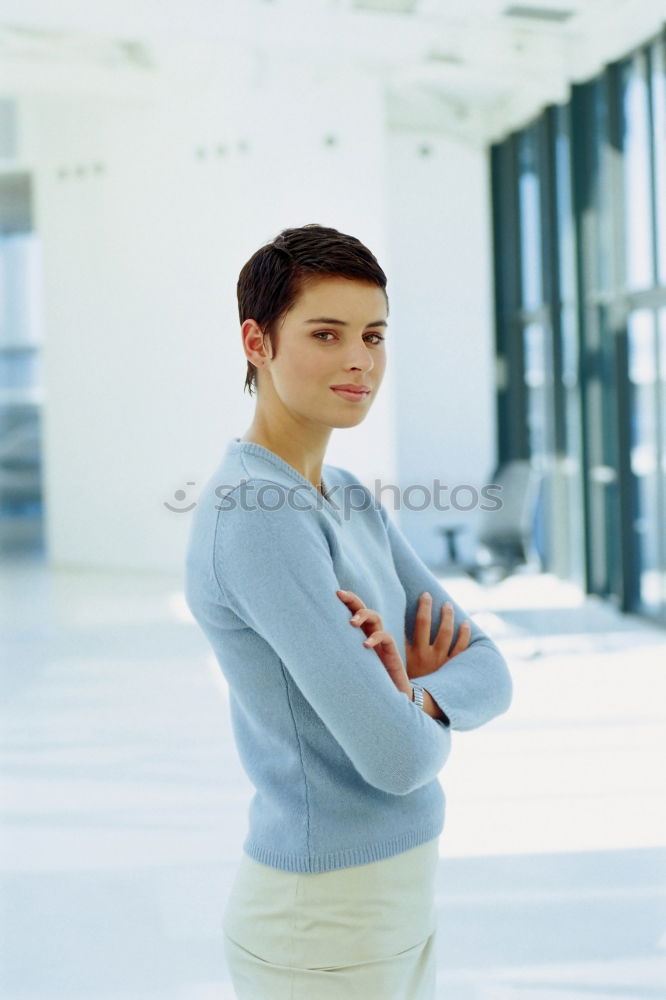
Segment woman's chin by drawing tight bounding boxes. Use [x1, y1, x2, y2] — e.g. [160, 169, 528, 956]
[329, 410, 368, 429]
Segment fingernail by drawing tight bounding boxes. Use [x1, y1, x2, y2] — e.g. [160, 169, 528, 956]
[422, 592, 431, 600]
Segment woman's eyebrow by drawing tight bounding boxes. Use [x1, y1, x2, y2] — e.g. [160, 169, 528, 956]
[303, 317, 388, 328]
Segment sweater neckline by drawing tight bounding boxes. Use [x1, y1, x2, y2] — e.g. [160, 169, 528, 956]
[230, 437, 342, 524]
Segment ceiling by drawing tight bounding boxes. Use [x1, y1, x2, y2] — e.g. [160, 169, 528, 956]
[0, 0, 664, 145]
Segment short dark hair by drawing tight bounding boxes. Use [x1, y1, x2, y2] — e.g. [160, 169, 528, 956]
[237, 223, 389, 396]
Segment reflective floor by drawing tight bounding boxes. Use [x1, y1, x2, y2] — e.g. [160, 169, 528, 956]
[1, 519, 665, 999]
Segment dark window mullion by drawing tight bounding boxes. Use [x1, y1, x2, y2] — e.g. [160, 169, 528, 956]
[491, 136, 529, 463]
[542, 105, 566, 456]
[571, 80, 596, 595]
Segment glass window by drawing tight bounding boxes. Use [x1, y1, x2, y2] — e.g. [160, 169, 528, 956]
[628, 311, 661, 612]
[518, 128, 543, 310]
[554, 105, 576, 303]
[592, 78, 614, 292]
[560, 304, 579, 390]
[0, 349, 41, 390]
[523, 322, 552, 461]
[621, 53, 654, 290]
[659, 308, 666, 608]
[652, 37, 666, 286]
[491, 28, 666, 619]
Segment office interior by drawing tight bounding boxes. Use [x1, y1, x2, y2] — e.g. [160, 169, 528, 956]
[1, 3, 665, 999]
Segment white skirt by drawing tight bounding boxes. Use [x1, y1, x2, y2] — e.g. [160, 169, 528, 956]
[222, 837, 440, 1000]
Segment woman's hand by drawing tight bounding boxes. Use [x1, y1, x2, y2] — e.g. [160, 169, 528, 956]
[337, 588, 471, 684]
[336, 590, 412, 698]
[405, 592, 471, 680]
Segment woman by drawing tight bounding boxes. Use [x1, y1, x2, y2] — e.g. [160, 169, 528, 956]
[184, 224, 513, 998]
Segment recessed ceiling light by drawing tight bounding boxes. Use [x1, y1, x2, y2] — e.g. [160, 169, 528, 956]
[352, 0, 420, 13]
[427, 50, 465, 66]
[503, 5, 575, 21]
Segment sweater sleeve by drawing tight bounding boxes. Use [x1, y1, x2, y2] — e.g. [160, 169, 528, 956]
[211, 482, 451, 797]
[376, 501, 513, 731]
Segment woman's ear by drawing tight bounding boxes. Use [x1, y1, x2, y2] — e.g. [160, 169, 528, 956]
[241, 319, 268, 366]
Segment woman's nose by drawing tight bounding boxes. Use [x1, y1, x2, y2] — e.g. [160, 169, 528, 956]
[346, 343, 373, 371]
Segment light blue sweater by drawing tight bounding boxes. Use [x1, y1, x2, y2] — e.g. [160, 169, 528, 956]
[184, 438, 513, 873]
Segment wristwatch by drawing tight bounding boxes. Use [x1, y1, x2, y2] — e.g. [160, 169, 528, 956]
[411, 684, 425, 710]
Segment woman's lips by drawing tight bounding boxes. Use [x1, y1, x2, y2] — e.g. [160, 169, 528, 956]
[331, 387, 371, 402]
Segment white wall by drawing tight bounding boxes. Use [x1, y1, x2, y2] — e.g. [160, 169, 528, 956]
[19, 61, 396, 572]
[386, 131, 498, 567]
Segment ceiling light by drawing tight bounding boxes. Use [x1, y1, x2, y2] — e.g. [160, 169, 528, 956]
[503, 5, 575, 21]
[427, 50, 465, 66]
[352, 0, 420, 13]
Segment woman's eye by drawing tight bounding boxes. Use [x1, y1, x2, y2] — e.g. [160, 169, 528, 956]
[313, 331, 385, 344]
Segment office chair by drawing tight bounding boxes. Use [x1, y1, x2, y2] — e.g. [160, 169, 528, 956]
[437, 459, 543, 584]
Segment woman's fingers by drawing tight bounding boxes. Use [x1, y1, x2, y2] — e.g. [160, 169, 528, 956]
[336, 589, 366, 613]
[414, 592, 434, 653]
[337, 591, 384, 637]
[434, 600, 456, 652]
[364, 630, 401, 668]
[340, 589, 469, 664]
[351, 607, 385, 640]
[415, 595, 469, 659]
[337, 591, 383, 630]
[448, 620, 472, 656]
[363, 629, 410, 696]
[349, 608, 381, 628]
[363, 630, 392, 648]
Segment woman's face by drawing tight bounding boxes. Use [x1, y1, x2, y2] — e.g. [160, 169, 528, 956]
[257, 275, 388, 430]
